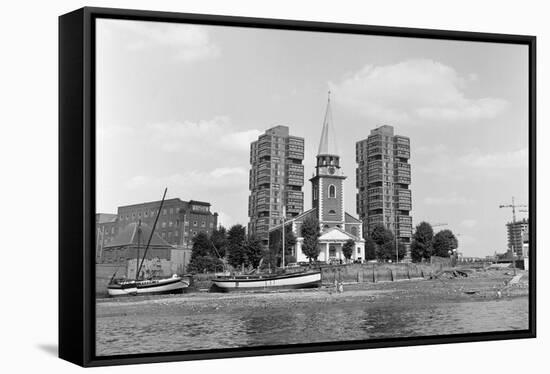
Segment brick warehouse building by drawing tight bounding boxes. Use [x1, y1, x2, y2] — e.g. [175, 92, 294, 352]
[96, 198, 218, 266]
[356, 125, 413, 260]
[248, 125, 305, 247]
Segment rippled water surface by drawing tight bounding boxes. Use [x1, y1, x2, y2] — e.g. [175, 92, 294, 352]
[96, 297, 528, 356]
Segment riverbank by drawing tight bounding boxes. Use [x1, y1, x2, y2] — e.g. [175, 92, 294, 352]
[96, 268, 529, 356]
[97, 268, 528, 314]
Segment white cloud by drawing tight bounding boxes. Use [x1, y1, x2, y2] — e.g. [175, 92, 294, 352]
[416, 148, 528, 181]
[415, 144, 448, 156]
[460, 219, 478, 228]
[216, 211, 234, 228]
[145, 117, 262, 156]
[110, 19, 220, 62]
[461, 148, 528, 169]
[125, 167, 248, 226]
[126, 167, 248, 193]
[330, 59, 507, 124]
[424, 195, 473, 206]
[124, 168, 249, 228]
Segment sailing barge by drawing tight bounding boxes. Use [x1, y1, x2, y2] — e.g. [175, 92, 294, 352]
[212, 270, 322, 292]
[212, 205, 321, 292]
[107, 188, 191, 297]
[107, 274, 191, 297]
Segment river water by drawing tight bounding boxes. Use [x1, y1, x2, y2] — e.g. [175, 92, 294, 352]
[96, 296, 528, 356]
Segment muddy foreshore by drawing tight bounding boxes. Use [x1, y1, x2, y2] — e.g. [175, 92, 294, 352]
[96, 269, 529, 318]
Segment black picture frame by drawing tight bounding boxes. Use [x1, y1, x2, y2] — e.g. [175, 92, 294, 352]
[59, 6, 536, 367]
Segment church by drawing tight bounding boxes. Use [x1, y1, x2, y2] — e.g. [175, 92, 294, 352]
[270, 95, 365, 264]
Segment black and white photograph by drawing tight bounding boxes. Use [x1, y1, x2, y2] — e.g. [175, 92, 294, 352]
[92, 14, 532, 358]
[4, 0, 550, 372]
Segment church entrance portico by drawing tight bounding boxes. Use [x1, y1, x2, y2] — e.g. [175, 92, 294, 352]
[315, 226, 365, 264]
[318, 242, 343, 263]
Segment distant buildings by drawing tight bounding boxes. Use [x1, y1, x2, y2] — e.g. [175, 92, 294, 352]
[95, 213, 118, 260]
[506, 218, 529, 257]
[96, 198, 218, 264]
[248, 125, 305, 247]
[356, 125, 413, 259]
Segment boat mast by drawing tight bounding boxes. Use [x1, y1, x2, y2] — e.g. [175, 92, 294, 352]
[282, 205, 286, 269]
[136, 187, 168, 279]
[135, 220, 141, 280]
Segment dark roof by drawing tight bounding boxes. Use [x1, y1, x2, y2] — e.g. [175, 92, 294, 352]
[268, 208, 318, 233]
[118, 198, 184, 210]
[189, 200, 211, 206]
[96, 213, 117, 224]
[345, 212, 361, 223]
[104, 222, 173, 249]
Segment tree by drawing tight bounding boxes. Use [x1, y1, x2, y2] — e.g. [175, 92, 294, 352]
[301, 215, 321, 262]
[210, 226, 228, 258]
[244, 235, 263, 268]
[411, 221, 434, 262]
[370, 224, 395, 261]
[432, 229, 458, 257]
[364, 236, 377, 261]
[371, 224, 394, 246]
[267, 224, 297, 267]
[342, 239, 355, 262]
[375, 240, 405, 262]
[190, 232, 213, 258]
[227, 224, 247, 268]
[187, 255, 223, 273]
[187, 232, 222, 273]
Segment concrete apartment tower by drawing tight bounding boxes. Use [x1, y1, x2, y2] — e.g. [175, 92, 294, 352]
[248, 125, 305, 247]
[356, 125, 413, 259]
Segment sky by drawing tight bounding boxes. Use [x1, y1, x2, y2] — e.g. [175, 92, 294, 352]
[96, 19, 529, 257]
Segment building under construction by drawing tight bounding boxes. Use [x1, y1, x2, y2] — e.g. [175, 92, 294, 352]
[506, 218, 529, 257]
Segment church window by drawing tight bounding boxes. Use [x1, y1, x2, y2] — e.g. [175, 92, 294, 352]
[351, 226, 358, 236]
[328, 209, 336, 215]
[323, 224, 329, 229]
[329, 185, 336, 198]
[313, 187, 318, 200]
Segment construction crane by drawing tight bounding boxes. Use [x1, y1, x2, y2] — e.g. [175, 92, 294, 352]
[500, 197, 527, 259]
[499, 196, 527, 223]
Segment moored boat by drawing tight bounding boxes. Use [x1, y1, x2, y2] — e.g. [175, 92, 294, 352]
[106, 188, 192, 297]
[211, 270, 321, 292]
[107, 274, 191, 297]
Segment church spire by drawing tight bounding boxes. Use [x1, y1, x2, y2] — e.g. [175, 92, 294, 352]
[317, 90, 339, 156]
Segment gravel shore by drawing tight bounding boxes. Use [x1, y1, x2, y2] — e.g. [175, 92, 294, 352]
[96, 269, 529, 317]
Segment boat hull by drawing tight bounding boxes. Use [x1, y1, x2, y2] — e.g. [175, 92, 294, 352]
[212, 271, 321, 292]
[107, 276, 190, 297]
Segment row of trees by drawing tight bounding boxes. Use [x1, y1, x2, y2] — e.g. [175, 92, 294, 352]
[187, 218, 459, 272]
[363, 224, 406, 262]
[410, 222, 459, 262]
[187, 224, 263, 273]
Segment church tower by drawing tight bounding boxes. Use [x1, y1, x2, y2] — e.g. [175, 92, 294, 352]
[310, 92, 347, 229]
